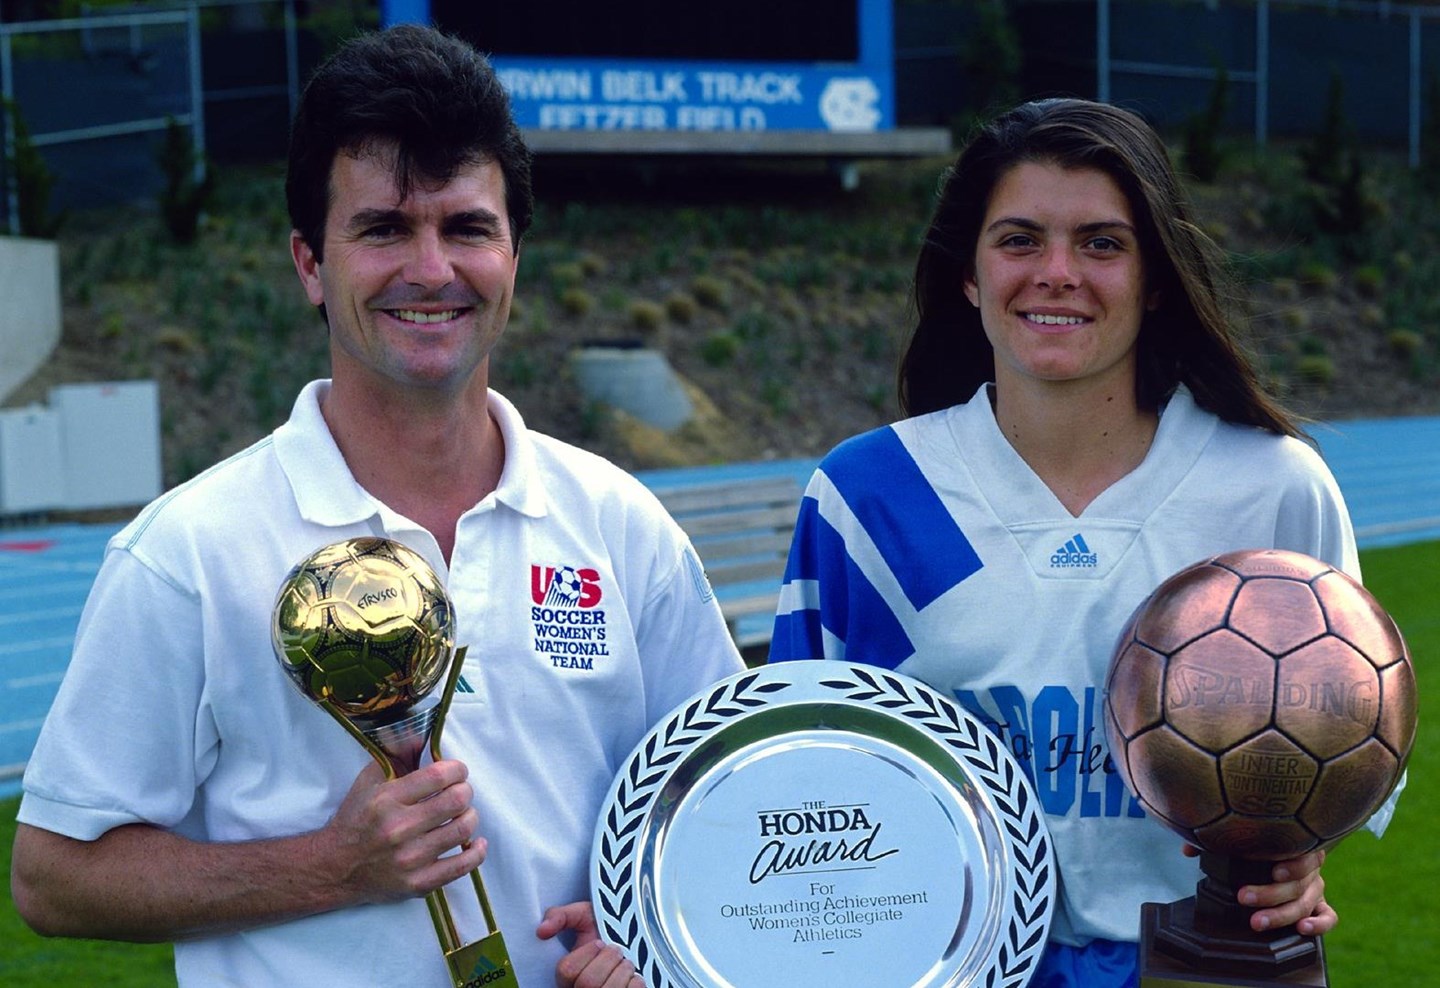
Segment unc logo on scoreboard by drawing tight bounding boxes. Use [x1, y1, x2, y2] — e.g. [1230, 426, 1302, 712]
[818, 77, 880, 132]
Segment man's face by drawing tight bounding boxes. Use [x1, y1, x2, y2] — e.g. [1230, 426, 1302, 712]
[291, 144, 518, 397]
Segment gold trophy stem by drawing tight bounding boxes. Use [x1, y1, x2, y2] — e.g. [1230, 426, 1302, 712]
[428, 647, 502, 936]
[319, 674, 514, 987]
[426, 893, 462, 954]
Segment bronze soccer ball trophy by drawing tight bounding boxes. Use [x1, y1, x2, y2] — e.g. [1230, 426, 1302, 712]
[1104, 548, 1417, 987]
[272, 536, 517, 988]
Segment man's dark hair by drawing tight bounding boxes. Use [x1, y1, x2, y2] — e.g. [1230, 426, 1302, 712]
[286, 24, 534, 262]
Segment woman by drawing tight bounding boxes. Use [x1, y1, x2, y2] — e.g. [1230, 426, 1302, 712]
[769, 99, 1379, 986]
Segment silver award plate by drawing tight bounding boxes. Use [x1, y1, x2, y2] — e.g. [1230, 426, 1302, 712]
[591, 662, 1055, 988]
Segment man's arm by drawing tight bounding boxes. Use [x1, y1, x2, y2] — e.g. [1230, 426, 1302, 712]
[11, 759, 483, 942]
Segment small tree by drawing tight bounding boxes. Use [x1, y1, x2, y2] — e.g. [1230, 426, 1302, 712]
[1182, 65, 1229, 184]
[3, 97, 64, 238]
[1300, 71, 1350, 189]
[157, 117, 214, 245]
[1421, 71, 1440, 189]
[957, 0, 1022, 132]
[1329, 151, 1369, 240]
[1297, 71, 1371, 250]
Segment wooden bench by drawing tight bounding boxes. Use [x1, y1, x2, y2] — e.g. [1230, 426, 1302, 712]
[652, 474, 804, 652]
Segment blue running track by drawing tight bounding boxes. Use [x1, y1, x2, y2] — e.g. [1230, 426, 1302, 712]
[3, 415, 1438, 798]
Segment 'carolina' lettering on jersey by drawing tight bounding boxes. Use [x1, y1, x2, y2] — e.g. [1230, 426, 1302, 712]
[952, 685, 1146, 820]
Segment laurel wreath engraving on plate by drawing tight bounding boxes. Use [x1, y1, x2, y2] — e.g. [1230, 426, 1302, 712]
[592, 664, 1055, 988]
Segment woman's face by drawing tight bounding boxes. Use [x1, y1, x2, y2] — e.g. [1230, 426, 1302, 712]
[964, 160, 1157, 395]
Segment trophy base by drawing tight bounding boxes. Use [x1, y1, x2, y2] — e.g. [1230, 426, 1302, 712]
[1140, 900, 1328, 988]
[444, 930, 519, 988]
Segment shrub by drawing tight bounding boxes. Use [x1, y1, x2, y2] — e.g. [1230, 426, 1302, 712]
[599, 287, 628, 313]
[700, 331, 739, 366]
[559, 287, 594, 317]
[1269, 277, 1300, 301]
[525, 296, 549, 334]
[100, 310, 126, 341]
[647, 243, 677, 273]
[1298, 261, 1339, 293]
[1202, 221, 1230, 246]
[734, 307, 776, 341]
[664, 292, 697, 324]
[155, 326, 199, 354]
[727, 268, 764, 299]
[777, 293, 805, 324]
[3, 97, 64, 237]
[691, 274, 729, 311]
[158, 117, 214, 245]
[1387, 329, 1423, 360]
[760, 378, 791, 415]
[1183, 66, 1229, 183]
[1330, 152, 1371, 241]
[1421, 71, 1440, 190]
[1297, 73, 1372, 248]
[859, 325, 887, 361]
[578, 251, 607, 277]
[1296, 355, 1336, 387]
[549, 261, 585, 290]
[628, 299, 664, 333]
[955, 0, 1021, 135]
[1301, 71, 1351, 189]
[1353, 266, 1385, 299]
[499, 350, 538, 387]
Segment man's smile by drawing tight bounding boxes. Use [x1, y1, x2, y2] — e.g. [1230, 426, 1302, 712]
[386, 308, 470, 324]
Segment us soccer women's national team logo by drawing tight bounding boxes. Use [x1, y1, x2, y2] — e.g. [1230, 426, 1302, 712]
[531, 564, 602, 608]
[530, 564, 607, 671]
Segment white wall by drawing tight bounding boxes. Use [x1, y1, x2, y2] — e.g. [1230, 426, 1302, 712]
[51, 381, 163, 510]
[0, 236, 61, 404]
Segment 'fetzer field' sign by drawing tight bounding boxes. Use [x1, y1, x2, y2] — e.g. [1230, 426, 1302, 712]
[385, 0, 913, 139]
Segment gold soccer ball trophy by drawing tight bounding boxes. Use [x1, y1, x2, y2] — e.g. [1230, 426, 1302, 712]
[1104, 548, 1417, 987]
[273, 536, 517, 988]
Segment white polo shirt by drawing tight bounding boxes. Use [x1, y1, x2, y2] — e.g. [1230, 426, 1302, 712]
[20, 380, 744, 987]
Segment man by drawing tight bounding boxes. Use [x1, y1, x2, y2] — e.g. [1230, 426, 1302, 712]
[11, 25, 743, 988]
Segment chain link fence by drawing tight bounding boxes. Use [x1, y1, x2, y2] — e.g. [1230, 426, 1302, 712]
[12, 0, 1440, 234]
[1094, 0, 1440, 167]
[1, 0, 305, 234]
[896, 0, 1440, 167]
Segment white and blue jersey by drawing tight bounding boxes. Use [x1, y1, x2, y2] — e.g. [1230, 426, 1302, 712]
[771, 384, 1359, 968]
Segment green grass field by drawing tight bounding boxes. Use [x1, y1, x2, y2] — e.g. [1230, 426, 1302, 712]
[1315, 541, 1438, 985]
[2, 540, 1435, 986]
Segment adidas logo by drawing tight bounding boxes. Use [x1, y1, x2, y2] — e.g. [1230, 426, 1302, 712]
[463, 955, 511, 987]
[1050, 533, 1098, 569]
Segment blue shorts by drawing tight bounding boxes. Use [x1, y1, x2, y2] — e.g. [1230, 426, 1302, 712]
[1031, 939, 1138, 988]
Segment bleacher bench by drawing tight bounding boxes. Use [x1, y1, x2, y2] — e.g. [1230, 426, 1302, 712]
[652, 474, 804, 651]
